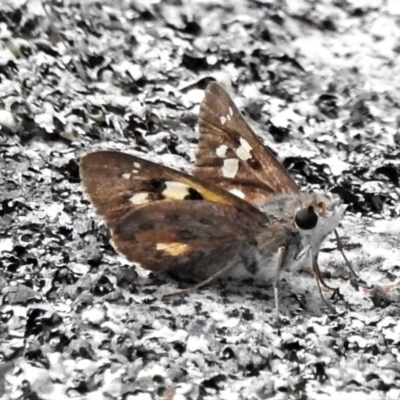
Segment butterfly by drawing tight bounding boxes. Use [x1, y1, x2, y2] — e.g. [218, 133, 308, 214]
[80, 82, 357, 316]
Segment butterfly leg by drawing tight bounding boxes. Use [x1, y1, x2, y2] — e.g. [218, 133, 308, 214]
[311, 253, 336, 313]
[334, 229, 371, 290]
[162, 259, 240, 299]
[334, 229, 358, 279]
[312, 252, 337, 292]
[273, 246, 286, 322]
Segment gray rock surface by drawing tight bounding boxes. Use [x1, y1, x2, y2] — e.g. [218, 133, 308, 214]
[1, 0, 400, 399]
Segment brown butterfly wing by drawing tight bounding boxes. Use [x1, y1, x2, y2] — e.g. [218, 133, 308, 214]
[80, 151, 268, 272]
[110, 200, 265, 273]
[195, 82, 299, 206]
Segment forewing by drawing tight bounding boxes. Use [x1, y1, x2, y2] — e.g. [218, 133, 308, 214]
[80, 151, 268, 272]
[195, 82, 299, 206]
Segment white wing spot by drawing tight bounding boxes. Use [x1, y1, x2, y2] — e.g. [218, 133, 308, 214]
[222, 159, 239, 178]
[131, 162, 141, 174]
[216, 144, 228, 158]
[129, 192, 150, 205]
[229, 107, 233, 116]
[229, 188, 245, 199]
[236, 146, 252, 161]
[236, 138, 253, 161]
[122, 173, 131, 180]
[227, 114, 232, 121]
[220, 116, 227, 125]
[163, 181, 190, 200]
[239, 138, 252, 152]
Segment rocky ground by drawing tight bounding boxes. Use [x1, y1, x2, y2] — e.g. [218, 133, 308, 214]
[1, 0, 400, 399]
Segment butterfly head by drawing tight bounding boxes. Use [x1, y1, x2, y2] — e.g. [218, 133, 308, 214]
[294, 193, 347, 254]
[257, 192, 347, 276]
[260, 192, 347, 258]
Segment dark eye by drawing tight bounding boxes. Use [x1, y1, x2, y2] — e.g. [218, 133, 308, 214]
[295, 206, 318, 230]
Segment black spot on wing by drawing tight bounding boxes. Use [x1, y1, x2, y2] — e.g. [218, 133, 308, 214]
[248, 158, 261, 170]
[185, 187, 204, 200]
[147, 178, 167, 193]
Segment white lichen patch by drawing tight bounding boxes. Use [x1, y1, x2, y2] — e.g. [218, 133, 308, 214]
[220, 115, 227, 125]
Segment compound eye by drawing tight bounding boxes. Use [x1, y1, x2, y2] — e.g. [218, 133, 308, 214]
[295, 206, 318, 230]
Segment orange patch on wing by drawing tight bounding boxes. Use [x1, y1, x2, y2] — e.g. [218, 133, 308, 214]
[156, 242, 192, 256]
